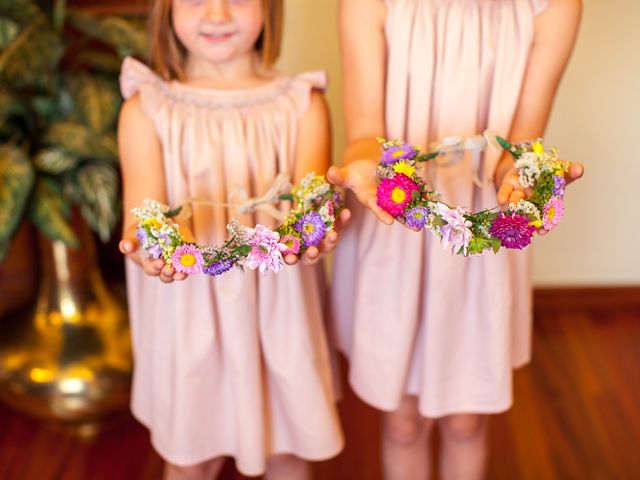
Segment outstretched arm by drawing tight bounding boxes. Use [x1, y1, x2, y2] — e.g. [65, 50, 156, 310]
[326, 0, 394, 224]
[117, 94, 188, 283]
[496, 0, 583, 206]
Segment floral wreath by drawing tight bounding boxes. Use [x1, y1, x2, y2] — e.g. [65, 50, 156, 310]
[133, 174, 343, 276]
[376, 134, 571, 256]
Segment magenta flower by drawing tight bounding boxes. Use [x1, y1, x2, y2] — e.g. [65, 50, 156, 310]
[381, 143, 417, 165]
[437, 204, 473, 255]
[489, 212, 536, 249]
[377, 174, 419, 216]
[171, 244, 204, 274]
[280, 234, 301, 255]
[244, 225, 285, 275]
[542, 196, 564, 230]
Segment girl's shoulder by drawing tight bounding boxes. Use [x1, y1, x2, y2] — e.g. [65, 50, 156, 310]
[119, 57, 326, 116]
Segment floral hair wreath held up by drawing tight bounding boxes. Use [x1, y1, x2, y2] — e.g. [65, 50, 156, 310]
[376, 133, 571, 256]
[133, 174, 343, 276]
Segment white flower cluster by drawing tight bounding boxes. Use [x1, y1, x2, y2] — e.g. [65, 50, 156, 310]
[509, 199, 541, 221]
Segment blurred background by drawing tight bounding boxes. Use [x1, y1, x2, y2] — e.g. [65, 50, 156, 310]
[1, 0, 638, 479]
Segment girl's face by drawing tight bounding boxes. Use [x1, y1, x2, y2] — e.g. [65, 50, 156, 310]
[172, 0, 264, 68]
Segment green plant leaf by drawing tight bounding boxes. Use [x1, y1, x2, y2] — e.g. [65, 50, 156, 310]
[70, 163, 120, 242]
[28, 177, 78, 247]
[65, 74, 122, 133]
[74, 49, 122, 74]
[0, 0, 42, 25]
[0, 19, 64, 89]
[0, 144, 34, 243]
[0, 239, 8, 262]
[0, 17, 20, 49]
[67, 11, 147, 57]
[45, 122, 119, 163]
[0, 88, 26, 136]
[34, 147, 78, 174]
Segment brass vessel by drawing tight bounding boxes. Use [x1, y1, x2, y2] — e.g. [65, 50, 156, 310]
[0, 216, 132, 422]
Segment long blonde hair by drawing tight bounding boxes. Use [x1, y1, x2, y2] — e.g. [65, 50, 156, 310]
[147, 0, 283, 81]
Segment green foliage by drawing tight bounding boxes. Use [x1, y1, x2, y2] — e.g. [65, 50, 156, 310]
[529, 170, 555, 211]
[0, 0, 147, 262]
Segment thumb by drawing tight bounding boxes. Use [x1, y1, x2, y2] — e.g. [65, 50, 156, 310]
[326, 165, 346, 187]
[119, 224, 141, 254]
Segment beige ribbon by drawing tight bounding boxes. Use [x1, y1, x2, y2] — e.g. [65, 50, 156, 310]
[179, 173, 293, 222]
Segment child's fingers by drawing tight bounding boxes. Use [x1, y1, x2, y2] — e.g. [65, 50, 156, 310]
[335, 208, 351, 230]
[119, 238, 137, 254]
[508, 189, 526, 205]
[319, 231, 338, 254]
[173, 271, 188, 281]
[284, 253, 300, 266]
[567, 162, 584, 184]
[159, 265, 176, 283]
[326, 165, 346, 187]
[142, 258, 164, 276]
[497, 183, 514, 205]
[300, 247, 320, 266]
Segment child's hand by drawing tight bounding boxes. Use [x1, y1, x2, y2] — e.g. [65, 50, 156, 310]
[283, 207, 352, 266]
[119, 225, 188, 283]
[327, 161, 394, 225]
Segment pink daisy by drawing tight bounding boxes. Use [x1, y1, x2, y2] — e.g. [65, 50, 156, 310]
[376, 174, 419, 216]
[542, 196, 564, 231]
[171, 244, 204, 275]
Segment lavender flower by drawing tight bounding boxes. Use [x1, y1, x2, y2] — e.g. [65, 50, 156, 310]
[244, 225, 285, 275]
[553, 175, 566, 196]
[203, 259, 235, 276]
[294, 211, 326, 247]
[405, 206, 429, 230]
[437, 204, 473, 255]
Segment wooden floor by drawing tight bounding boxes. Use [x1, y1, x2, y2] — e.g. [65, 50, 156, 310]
[1, 302, 639, 479]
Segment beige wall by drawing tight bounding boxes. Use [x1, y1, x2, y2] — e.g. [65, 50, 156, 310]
[277, 0, 640, 287]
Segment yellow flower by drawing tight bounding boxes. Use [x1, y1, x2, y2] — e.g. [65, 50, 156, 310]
[391, 187, 407, 204]
[392, 161, 416, 177]
[144, 218, 162, 230]
[529, 219, 543, 228]
[532, 141, 544, 155]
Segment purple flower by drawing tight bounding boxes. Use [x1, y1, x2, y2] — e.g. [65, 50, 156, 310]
[489, 212, 536, 250]
[381, 143, 417, 165]
[294, 211, 326, 247]
[136, 227, 149, 245]
[376, 174, 419, 216]
[553, 175, 566, 196]
[148, 243, 164, 259]
[203, 259, 235, 276]
[542, 196, 564, 231]
[244, 225, 285, 274]
[171, 244, 204, 274]
[405, 206, 429, 230]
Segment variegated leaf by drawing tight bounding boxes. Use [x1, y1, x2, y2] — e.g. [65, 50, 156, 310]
[0, 19, 63, 89]
[66, 74, 121, 133]
[93, 133, 119, 163]
[28, 177, 79, 247]
[44, 121, 94, 157]
[67, 11, 147, 57]
[34, 147, 78, 174]
[73, 163, 120, 241]
[0, 17, 19, 49]
[0, 144, 34, 242]
[0, 0, 42, 25]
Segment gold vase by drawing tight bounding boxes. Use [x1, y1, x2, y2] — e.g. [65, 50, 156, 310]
[0, 214, 132, 422]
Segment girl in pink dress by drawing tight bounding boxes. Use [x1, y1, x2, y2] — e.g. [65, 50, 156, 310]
[329, 0, 583, 478]
[117, 1, 346, 478]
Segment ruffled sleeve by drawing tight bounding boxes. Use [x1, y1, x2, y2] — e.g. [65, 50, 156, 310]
[119, 56, 164, 117]
[530, 0, 550, 16]
[287, 70, 328, 118]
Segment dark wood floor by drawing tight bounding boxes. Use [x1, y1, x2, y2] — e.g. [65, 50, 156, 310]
[1, 301, 639, 480]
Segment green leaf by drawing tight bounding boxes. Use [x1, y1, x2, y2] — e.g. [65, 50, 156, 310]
[0, 19, 64, 89]
[278, 193, 294, 202]
[0, 0, 42, 25]
[166, 206, 183, 218]
[233, 244, 251, 257]
[70, 163, 120, 242]
[67, 11, 147, 57]
[65, 74, 121, 133]
[28, 177, 79, 247]
[45, 122, 119, 163]
[491, 237, 501, 254]
[34, 147, 78, 174]
[0, 144, 35, 242]
[496, 136, 512, 151]
[0, 88, 26, 134]
[0, 17, 20, 49]
[74, 49, 122, 74]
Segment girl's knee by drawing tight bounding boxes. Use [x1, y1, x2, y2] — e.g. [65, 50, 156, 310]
[383, 408, 433, 447]
[164, 457, 224, 480]
[440, 414, 486, 442]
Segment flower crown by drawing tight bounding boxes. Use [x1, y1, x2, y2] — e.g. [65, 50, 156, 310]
[376, 135, 570, 256]
[133, 174, 343, 276]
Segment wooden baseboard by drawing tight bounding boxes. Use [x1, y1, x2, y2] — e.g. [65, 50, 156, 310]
[534, 286, 640, 310]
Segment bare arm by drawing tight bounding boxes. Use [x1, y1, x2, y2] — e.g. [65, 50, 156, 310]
[326, 0, 394, 223]
[496, 0, 583, 205]
[117, 95, 187, 282]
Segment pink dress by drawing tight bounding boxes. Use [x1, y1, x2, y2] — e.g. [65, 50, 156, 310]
[120, 58, 343, 475]
[332, 0, 549, 418]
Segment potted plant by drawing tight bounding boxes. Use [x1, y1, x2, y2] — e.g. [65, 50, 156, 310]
[0, 0, 146, 422]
